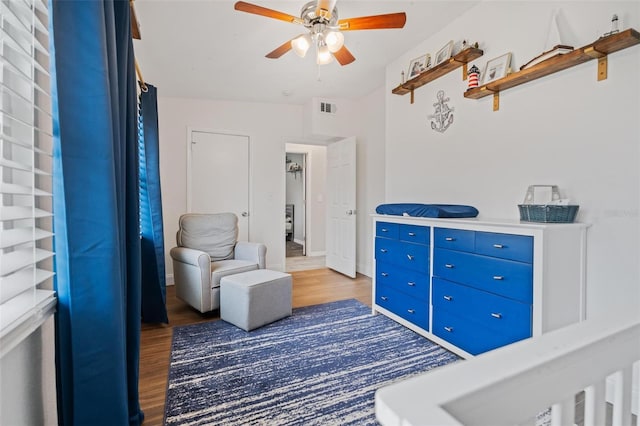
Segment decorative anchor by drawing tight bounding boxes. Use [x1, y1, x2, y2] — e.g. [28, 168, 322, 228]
[428, 90, 454, 133]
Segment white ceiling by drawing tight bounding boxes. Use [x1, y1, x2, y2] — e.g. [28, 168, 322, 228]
[133, 0, 479, 105]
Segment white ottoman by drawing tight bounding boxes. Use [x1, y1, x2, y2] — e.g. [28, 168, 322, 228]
[220, 269, 292, 331]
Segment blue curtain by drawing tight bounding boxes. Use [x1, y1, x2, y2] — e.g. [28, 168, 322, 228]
[50, 1, 144, 424]
[139, 84, 169, 323]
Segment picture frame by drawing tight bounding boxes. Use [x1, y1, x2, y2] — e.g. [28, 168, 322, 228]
[482, 52, 512, 85]
[407, 54, 431, 79]
[434, 41, 453, 66]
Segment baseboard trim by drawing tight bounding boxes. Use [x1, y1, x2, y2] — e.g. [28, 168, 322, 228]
[307, 251, 326, 257]
[166, 274, 174, 286]
[356, 262, 372, 278]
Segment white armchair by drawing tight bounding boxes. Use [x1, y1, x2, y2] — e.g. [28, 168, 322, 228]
[170, 213, 266, 313]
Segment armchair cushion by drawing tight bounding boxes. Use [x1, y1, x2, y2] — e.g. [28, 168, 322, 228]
[176, 213, 237, 261]
[211, 260, 258, 288]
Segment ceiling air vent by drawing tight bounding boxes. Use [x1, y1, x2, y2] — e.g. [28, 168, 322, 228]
[320, 101, 337, 114]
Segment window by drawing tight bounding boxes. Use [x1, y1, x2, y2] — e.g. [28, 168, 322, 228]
[0, 0, 56, 357]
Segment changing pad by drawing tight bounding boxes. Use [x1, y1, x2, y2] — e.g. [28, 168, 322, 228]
[376, 203, 479, 218]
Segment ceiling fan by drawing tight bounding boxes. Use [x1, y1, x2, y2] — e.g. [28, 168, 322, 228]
[234, 0, 406, 66]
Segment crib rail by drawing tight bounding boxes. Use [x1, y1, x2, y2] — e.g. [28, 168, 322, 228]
[376, 313, 640, 426]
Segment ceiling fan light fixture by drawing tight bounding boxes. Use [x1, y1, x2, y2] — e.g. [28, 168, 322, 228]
[316, 43, 333, 65]
[291, 33, 312, 57]
[323, 30, 344, 53]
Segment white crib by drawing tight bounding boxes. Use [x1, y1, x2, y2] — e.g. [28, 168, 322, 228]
[376, 312, 640, 426]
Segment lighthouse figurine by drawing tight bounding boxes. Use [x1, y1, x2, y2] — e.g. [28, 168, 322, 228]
[467, 64, 480, 90]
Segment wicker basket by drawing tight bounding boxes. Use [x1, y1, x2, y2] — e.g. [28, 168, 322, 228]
[518, 204, 579, 223]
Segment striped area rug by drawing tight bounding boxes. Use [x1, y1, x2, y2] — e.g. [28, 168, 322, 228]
[164, 299, 460, 425]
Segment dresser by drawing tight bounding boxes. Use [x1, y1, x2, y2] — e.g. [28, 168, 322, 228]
[372, 215, 588, 358]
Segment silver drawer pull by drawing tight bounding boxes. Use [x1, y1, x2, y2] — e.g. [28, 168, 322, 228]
[380, 248, 388, 253]
[381, 228, 388, 232]
[381, 296, 388, 301]
[443, 295, 453, 301]
[491, 312, 503, 319]
[407, 254, 415, 260]
[407, 309, 415, 314]
[444, 326, 454, 332]
[445, 237, 455, 241]
[408, 232, 416, 236]
[407, 281, 416, 287]
[493, 244, 504, 249]
[493, 276, 504, 281]
[381, 272, 389, 277]
[445, 264, 454, 269]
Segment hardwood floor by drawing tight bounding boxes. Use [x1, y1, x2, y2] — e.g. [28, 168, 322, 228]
[139, 268, 372, 425]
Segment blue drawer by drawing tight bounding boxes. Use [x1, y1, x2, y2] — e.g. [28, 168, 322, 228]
[433, 248, 533, 303]
[376, 261, 429, 302]
[434, 228, 475, 252]
[432, 309, 530, 355]
[376, 221, 399, 239]
[375, 238, 429, 273]
[399, 224, 430, 245]
[375, 284, 429, 330]
[432, 278, 532, 336]
[475, 232, 533, 264]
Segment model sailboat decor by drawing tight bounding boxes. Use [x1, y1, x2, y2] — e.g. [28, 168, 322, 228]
[520, 10, 574, 71]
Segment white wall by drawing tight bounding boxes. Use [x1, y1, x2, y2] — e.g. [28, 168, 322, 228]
[354, 87, 387, 276]
[0, 316, 56, 425]
[158, 98, 304, 275]
[304, 97, 359, 141]
[385, 1, 640, 319]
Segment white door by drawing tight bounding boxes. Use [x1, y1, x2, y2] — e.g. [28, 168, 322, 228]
[326, 136, 356, 278]
[188, 130, 250, 241]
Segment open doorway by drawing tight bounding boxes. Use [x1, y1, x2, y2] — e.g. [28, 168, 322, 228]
[285, 153, 305, 258]
[284, 144, 327, 272]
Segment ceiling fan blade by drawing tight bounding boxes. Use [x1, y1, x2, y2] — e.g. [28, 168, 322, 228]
[265, 40, 293, 59]
[130, 0, 141, 39]
[316, 0, 337, 19]
[338, 12, 406, 31]
[234, 1, 302, 24]
[333, 45, 355, 66]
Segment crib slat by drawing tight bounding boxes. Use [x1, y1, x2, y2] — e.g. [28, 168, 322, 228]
[550, 397, 574, 426]
[635, 361, 640, 422]
[584, 380, 606, 426]
[611, 367, 632, 426]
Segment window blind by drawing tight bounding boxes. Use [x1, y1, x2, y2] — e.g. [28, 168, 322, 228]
[0, 0, 56, 357]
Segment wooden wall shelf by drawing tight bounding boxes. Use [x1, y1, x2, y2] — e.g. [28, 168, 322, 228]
[392, 47, 483, 103]
[464, 28, 640, 110]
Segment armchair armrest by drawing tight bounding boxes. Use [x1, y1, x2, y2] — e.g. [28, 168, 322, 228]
[235, 241, 267, 269]
[170, 247, 212, 313]
[170, 247, 211, 269]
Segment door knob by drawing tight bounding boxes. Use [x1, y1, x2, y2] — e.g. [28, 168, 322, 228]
[241, 212, 249, 217]
[346, 209, 355, 215]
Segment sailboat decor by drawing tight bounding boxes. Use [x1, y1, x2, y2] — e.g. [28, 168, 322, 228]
[521, 9, 574, 71]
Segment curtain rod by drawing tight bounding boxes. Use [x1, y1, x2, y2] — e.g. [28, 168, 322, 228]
[135, 58, 148, 92]
[131, 0, 146, 92]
